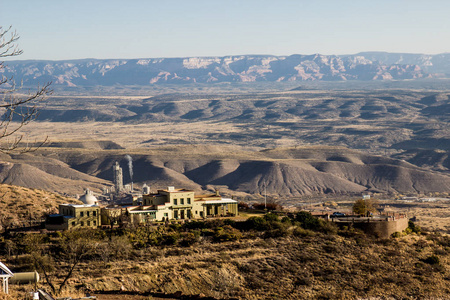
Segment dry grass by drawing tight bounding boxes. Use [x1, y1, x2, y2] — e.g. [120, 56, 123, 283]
[400, 201, 450, 233]
[35, 234, 450, 299]
[21, 121, 251, 150]
[0, 292, 15, 300]
[0, 184, 80, 227]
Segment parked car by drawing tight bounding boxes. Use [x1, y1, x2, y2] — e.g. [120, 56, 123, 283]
[331, 212, 346, 218]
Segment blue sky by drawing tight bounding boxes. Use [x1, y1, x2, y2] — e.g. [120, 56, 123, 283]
[1, 0, 449, 60]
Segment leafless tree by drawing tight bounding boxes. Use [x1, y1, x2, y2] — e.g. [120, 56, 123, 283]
[26, 230, 98, 295]
[0, 26, 51, 153]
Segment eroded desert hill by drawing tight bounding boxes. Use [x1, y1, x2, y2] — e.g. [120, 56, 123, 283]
[0, 184, 80, 225]
[27, 90, 450, 158]
[0, 152, 109, 195]
[1, 145, 449, 197]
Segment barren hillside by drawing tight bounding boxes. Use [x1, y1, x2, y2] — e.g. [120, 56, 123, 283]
[0, 184, 80, 228]
[1, 145, 448, 198]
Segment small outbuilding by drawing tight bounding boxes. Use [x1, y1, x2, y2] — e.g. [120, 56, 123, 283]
[0, 261, 13, 294]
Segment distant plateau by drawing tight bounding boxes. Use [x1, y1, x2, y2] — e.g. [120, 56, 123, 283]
[5, 52, 450, 86]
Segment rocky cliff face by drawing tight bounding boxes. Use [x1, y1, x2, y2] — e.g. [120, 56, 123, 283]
[354, 52, 450, 75]
[3, 53, 437, 86]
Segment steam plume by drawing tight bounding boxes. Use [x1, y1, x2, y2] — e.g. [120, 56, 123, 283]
[125, 155, 133, 181]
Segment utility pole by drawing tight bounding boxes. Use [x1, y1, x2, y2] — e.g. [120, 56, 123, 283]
[264, 180, 267, 210]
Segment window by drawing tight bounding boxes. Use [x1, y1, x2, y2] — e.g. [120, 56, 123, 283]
[180, 198, 184, 205]
[71, 222, 75, 227]
[187, 198, 191, 204]
[80, 221, 84, 227]
[93, 221, 96, 226]
[80, 212, 84, 217]
[93, 211, 96, 216]
[87, 221, 91, 226]
[87, 211, 90, 217]
[174, 199, 178, 205]
[164, 213, 168, 217]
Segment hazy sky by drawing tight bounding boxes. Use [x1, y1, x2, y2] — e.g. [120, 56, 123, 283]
[1, 0, 450, 60]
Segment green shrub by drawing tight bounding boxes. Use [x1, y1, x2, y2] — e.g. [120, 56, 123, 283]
[281, 216, 292, 224]
[162, 233, 179, 245]
[264, 212, 279, 222]
[179, 231, 200, 247]
[295, 211, 320, 230]
[183, 220, 207, 230]
[317, 219, 338, 234]
[293, 227, 315, 237]
[201, 228, 215, 237]
[242, 216, 268, 231]
[223, 219, 236, 227]
[407, 220, 421, 234]
[391, 231, 402, 238]
[213, 225, 242, 242]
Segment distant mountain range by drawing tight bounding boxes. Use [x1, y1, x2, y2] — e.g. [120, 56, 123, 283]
[4, 52, 450, 86]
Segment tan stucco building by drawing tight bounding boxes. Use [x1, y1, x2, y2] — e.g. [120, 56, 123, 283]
[135, 186, 238, 222]
[45, 204, 100, 230]
[47, 187, 238, 229]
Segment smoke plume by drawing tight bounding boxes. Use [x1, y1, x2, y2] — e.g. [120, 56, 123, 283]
[125, 155, 133, 181]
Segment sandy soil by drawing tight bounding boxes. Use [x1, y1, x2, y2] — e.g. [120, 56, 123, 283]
[21, 121, 259, 150]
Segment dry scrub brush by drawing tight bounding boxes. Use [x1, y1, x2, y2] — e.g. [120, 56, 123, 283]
[2, 212, 450, 298]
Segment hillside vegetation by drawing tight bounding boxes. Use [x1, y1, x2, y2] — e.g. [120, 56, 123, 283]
[2, 213, 450, 299]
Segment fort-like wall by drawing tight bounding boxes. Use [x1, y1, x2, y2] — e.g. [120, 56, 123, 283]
[351, 217, 408, 238]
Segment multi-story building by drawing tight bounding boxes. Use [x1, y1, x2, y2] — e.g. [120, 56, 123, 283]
[142, 186, 195, 220]
[47, 186, 238, 230]
[45, 189, 101, 230]
[135, 186, 238, 222]
[46, 204, 101, 230]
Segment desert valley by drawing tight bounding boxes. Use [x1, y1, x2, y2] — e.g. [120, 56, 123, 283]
[0, 76, 449, 299]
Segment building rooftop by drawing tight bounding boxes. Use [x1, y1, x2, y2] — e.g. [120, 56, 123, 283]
[61, 204, 98, 208]
[48, 214, 64, 217]
[159, 188, 194, 193]
[203, 198, 238, 205]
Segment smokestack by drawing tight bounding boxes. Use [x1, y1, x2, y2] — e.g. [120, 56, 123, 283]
[125, 155, 133, 190]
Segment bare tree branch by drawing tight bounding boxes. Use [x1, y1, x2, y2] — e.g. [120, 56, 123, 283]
[0, 26, 23, 58]
[0, 25, 51, 153]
